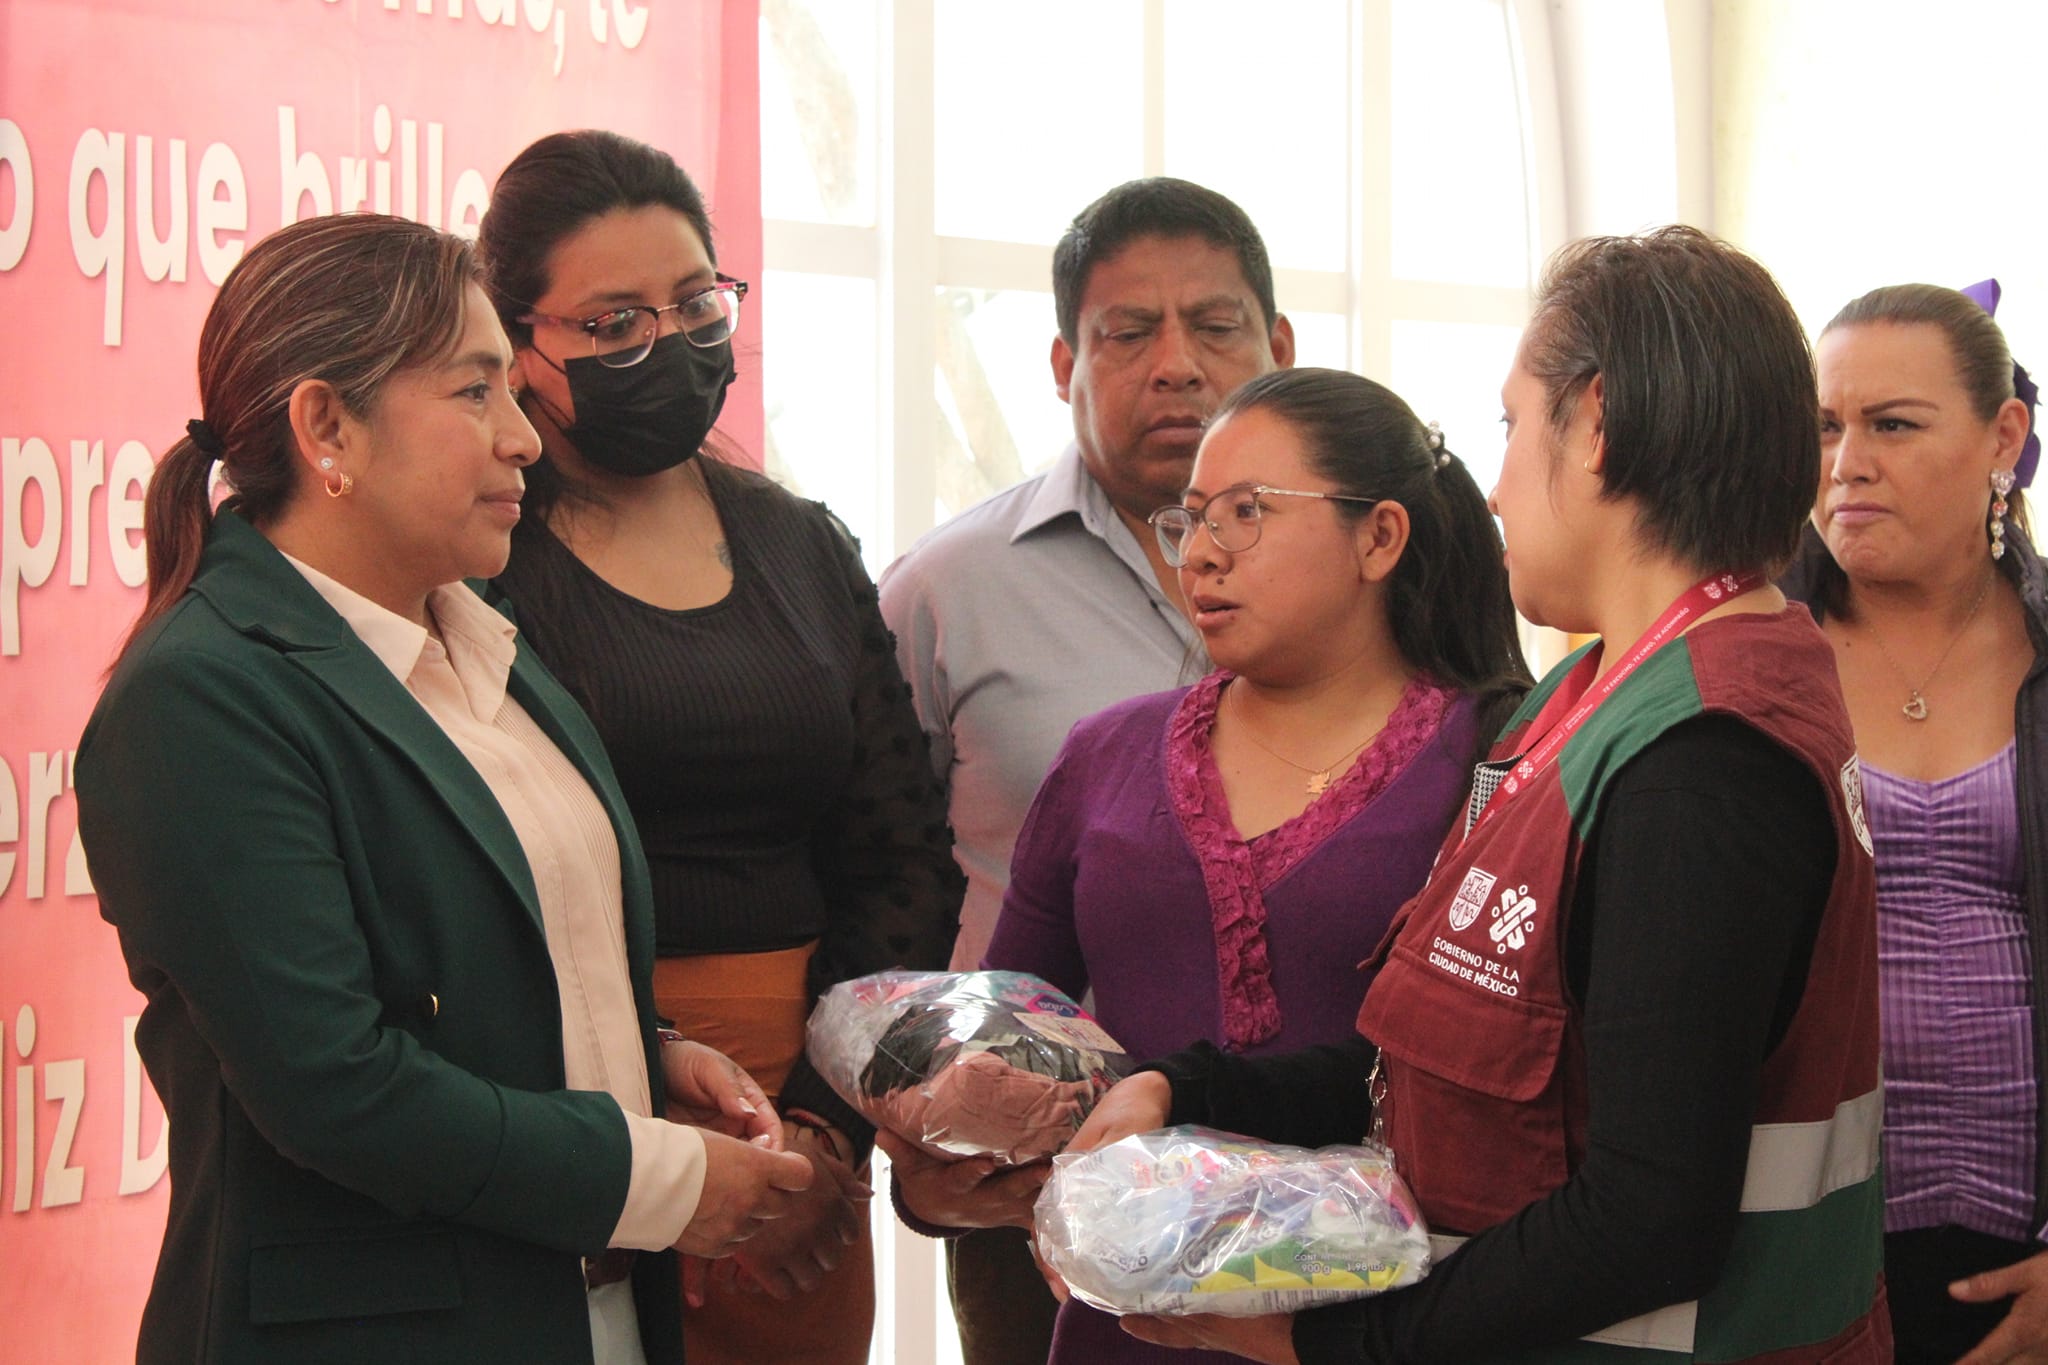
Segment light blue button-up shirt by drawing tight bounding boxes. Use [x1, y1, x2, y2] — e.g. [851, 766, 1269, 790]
[879, 445, 1202, 971]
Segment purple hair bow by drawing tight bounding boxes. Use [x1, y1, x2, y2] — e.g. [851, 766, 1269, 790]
[1962, 278, 2040, 488]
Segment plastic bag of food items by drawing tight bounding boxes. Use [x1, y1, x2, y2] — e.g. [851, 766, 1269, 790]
[1035, 1125, 1430, 1317]
[805, 970, 1134, 1164]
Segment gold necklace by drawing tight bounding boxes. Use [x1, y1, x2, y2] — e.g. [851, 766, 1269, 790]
[1856, 572, 1994, 722]
[1227, 683, 1385, 796]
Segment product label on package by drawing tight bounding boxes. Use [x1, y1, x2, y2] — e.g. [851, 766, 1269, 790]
[1016, 1011, 1120, 1054]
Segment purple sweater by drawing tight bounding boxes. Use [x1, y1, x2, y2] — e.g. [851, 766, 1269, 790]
[985, 675, 1479, 1365]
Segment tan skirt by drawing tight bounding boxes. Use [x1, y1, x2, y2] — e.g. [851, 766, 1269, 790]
[654, 946, 875, 1365]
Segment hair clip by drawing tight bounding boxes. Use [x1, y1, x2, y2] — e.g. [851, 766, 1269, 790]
[1425, 421, 1451, 467]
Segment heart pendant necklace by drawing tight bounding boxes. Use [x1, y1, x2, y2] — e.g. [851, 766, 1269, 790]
[1859, 571, 1993, 722]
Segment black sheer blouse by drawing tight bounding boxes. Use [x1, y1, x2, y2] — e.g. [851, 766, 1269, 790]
[492, 459, 963, 1142]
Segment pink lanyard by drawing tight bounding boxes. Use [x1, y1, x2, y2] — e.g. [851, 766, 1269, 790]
[1465, 568, 1768, 839]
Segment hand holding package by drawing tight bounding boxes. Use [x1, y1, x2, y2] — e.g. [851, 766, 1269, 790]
[1035, 1125, 1431, 1317]
[805, 970, 1134, 1164]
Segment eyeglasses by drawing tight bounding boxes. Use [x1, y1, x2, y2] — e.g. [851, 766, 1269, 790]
[1147, 484, 1381, 567]
[518, 276, 749, 368]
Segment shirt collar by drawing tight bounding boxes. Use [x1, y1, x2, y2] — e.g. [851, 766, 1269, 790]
[281, 555, 518, 721]
[1012, 442, 1196, 638]
[1012, 443, 1121, 544]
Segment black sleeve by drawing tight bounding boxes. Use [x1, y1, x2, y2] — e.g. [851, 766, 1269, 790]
[1147, 1037, 1378, 1150]
[1293, 715, 1836, 1365]
[779, 508, 967, 1157]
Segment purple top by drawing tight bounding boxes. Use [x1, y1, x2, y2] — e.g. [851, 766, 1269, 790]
[1866, 741, 2039, 1241]
[985, 672, 1477, 1365]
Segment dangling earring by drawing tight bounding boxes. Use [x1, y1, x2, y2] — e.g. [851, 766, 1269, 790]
[324, 468, 354, 498]
[1991, 468, 2016, 560]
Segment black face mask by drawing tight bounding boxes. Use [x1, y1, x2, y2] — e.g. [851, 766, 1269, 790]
[553, 332, 735, 477]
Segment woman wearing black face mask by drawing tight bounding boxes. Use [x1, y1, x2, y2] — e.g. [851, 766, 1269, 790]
[480, 130, 964, 1365]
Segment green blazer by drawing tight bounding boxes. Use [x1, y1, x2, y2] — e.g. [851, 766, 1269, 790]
[77, 512, 685, 1365]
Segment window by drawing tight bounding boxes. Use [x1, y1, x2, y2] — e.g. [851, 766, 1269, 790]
[762, 0, 1549, 576]
[758, 3, 1552, 1359]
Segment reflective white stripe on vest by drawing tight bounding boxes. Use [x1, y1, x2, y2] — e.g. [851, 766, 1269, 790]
[1423, 1086, 1880, 1355]
[1736, 1086, 1880, 1212]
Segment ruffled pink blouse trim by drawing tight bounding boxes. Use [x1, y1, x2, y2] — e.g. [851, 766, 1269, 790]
[1165, 670, 1455, 1051]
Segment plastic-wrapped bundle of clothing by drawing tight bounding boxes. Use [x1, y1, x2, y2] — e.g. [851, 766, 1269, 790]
[806, 970, 1134, 1164]
[1036, 1126, 1431, 1317]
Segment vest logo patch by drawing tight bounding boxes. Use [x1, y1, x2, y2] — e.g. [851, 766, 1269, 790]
[1488, 884, 1537, 953]
[1448, 867, 1498, 931]
[1841, 754, 1874, 857]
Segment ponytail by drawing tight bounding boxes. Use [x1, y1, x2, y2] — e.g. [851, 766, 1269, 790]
[1385, 446, 1525, 699]
[120, 438, 217, 658]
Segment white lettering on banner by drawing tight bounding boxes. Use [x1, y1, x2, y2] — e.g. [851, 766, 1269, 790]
[1, 1007, 167, 1214]
[279, 105, 486, 237]
[5, 1006, 83, 1210]
[278, 107, 332, 219]
[195, 141, 247, 284]
[68, 129, 126, 345]
[63, 127, 250, 342]
[16, 0, 664, 338]
[39, 1057, 84, 1207]
[9, 1006, 31, 1211]
[354, 0, 652, 71]
[0, 118, 32, 271]
[0, 752, 14, 894]
[590, 0, 649, 48]
[120, 1016, 168, 1196]
[3, 435, 151, 656]
[3, 437, 61, 655]
[135, 135, 189, 284]
[0, 752, 93, 903]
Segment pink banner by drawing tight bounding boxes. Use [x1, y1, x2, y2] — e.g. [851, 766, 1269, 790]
[0, 2, 761, 1356]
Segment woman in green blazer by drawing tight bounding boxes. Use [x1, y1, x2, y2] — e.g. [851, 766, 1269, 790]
[76, 214, 815, 1365]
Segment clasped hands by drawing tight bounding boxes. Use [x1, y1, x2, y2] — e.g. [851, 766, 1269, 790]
[661, 1038, 871, 1303]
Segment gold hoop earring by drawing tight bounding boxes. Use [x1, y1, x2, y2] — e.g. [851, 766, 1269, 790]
[324, 470, 354, 498]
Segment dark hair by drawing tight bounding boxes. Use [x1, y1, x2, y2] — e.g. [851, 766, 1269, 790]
[1214, 367, 1531, 708]
[1052, 178, 1277, 347]
[1823, 282, 2030, 532]
[1522, 225, 1818, 573]
[124, 214, 479, 658]
[478, 129, 715, 346]
[476, 130, 724, 516]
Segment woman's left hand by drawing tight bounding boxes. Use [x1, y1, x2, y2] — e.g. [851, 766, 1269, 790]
[723, 1120, 872, 1300]
[1954, 1249, 2048, 1364]
[1120, 1311, 1300, 1363]
[662, 1038, 783, 1147]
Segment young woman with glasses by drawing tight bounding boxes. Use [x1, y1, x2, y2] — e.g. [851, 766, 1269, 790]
[477, 130, 963, 1365]
[882, 365, 1528, 1365]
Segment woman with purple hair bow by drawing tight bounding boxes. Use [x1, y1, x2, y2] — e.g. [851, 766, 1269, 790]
[1782, 279, 2048, 1365]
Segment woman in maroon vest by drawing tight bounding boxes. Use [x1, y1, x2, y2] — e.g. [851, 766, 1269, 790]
[1059, 227, 1888, 1364]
